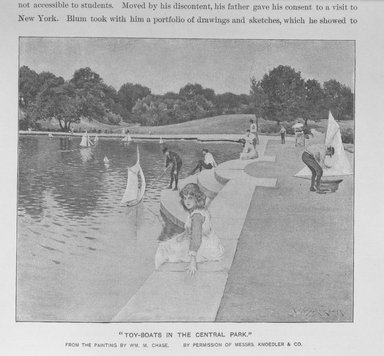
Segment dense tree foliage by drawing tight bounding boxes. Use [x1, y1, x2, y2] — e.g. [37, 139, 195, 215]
[19, 64, 353, 131]
[34, 82, 79, 131]
[19, 67, 124, 131]
[19, 66, 42, 108]
[118, 83, 151, 121]
[251, 66, 354, 124]
[259, 65, 307, 123]
[304, 79, 326, 124]
[323, 79, 354, 120]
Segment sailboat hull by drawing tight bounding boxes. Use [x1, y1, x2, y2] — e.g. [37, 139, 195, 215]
[120, 147, 146, 207]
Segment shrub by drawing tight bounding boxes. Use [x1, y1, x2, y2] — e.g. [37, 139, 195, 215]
[284, 126, 295, 135]
[259, 122, 279, 134]
[341, 128, 354, 144]
[106, 111, 122, 125]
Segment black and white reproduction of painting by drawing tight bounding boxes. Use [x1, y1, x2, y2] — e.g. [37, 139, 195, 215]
[17, 37, 354, 322]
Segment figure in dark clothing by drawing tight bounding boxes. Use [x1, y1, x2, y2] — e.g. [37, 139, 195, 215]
[279, 124, 286, 144]
[302, 144, 335, 192]
[162, 147, 182, 191]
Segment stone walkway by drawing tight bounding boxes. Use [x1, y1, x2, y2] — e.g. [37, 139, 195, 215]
[112, 136, 284, 322]
[112, 134, 353, 322]
[216, 139, 354, 322]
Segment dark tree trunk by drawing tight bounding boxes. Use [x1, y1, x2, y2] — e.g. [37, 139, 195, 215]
[58, 118, 64, 131]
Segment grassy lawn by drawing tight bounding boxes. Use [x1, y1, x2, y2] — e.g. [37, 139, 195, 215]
[131, 114, 256, 134]
[39, 114, 257, 134]
[37, 114, 354, 137]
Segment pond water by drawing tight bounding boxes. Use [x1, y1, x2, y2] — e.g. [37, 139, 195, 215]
[17, 135, 241, 321]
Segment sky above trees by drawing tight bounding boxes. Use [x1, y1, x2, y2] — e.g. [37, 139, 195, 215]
[20, 38, 354, 95]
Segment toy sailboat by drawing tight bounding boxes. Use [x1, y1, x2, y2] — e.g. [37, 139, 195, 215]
[121, 134, 132, 142]
[120, 146, 146, 206]
[295, 111, 353, 180]
[80, 131, 94, 147]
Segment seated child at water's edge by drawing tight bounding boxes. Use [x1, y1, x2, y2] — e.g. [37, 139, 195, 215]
[155, 183, 224, 275]
[240, 141, 258, 160]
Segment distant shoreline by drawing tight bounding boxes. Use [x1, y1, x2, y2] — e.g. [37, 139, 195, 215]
[19, 130, 354, 153]
[18, 130, 245, 143]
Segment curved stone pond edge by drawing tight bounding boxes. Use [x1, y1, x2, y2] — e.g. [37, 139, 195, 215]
[112, 136, 283, 322]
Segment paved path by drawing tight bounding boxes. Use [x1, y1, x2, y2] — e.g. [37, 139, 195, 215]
[112, 136, 281, 321]
[112, 135, 353, 322]
[216, 139, 354, 322]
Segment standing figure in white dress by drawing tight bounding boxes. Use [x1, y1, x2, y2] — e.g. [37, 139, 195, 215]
[155, 183, 224, 274]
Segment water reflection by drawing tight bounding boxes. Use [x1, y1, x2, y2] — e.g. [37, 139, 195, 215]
[17, 136, 241, 321]
[59, 137, 73, 151]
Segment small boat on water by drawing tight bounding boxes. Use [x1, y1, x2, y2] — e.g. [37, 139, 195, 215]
[159, 137, 164, 144]
[103, 156, 109, 163]
[80, 131, 94, 148]
[93, 135, 99, 144]
[120, 146, 146, 206]
[121, 134, 133, 143]
[48, 133, 53, 139]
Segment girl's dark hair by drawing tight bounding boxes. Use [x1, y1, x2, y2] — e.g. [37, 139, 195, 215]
[179, 183, 206, 211]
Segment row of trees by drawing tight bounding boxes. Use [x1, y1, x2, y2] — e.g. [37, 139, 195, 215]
[19, 65, 353, 131]
[131, 84, 252, 126]
[19, 66, 150, 130]
[251, 65, 354, 125]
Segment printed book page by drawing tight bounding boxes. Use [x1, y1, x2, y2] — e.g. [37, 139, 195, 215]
[0, 0, 383, 355]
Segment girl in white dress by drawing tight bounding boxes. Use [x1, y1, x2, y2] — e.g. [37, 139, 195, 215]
[155, 183, 224, 274]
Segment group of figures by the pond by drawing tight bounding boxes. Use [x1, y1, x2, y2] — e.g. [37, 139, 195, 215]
[44, 112, 352, 275]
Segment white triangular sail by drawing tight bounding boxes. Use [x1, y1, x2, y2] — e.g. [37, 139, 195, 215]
[120, 146, 146, 206]
[295, 111, 353, 178]
[93, 135, 99, 144]
[80, 132, 88, 147]
[122, 134, 132, 142]
[80, 131, 94, 147]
